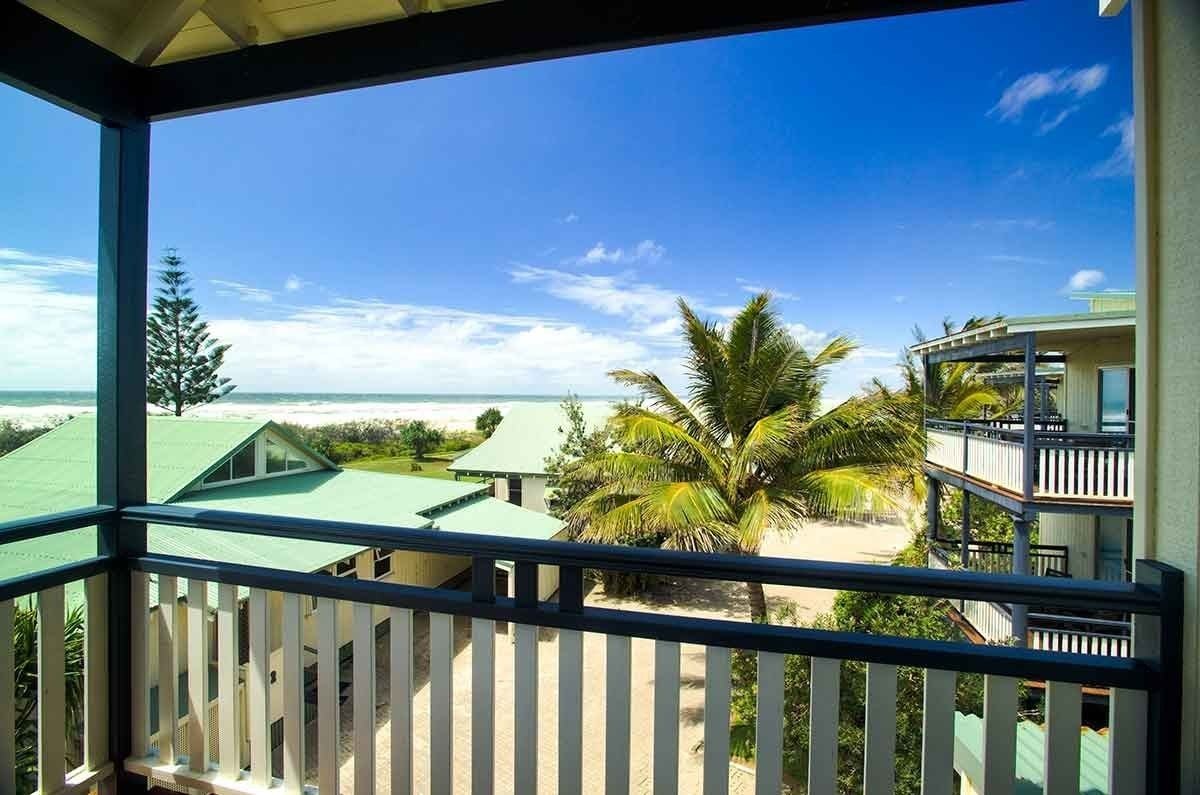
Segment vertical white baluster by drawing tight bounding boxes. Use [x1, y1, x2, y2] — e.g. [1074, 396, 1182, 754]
[317, 597, 339, 794]
[515, 622, 538, 795]
[37, 586, 66, 792]
[605, 634, 632, 795]
[217, 584, 240, 780]
[981, 675, 1018, 794]
[430, 612, 454, 795]
[702, 646, 731, 795]
[85, 575, 109, 771]
[1043, 681, 1081, 795]
[472, 618, 495, 795]
[863, 663, 897, 795]
[186, 579, 209, 772]
[0, 599, 14, 794]
[130, 571, 149, 759]
[652, 640, 680, 795]
[390, 608, 413, 795]
[156, 576, 177, 767]
[920, 669, 956, 795]
[353, 602, 377, 795]
[558, 629, 584, 795]
[808, 657, 841, 795]
[248, 588, 270, 789]
[282, 593, 304, 794]
[755, 652, 785, 795]
[1108, 687, 1147, 795]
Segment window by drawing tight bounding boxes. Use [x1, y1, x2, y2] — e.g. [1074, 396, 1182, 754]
[507, 477, 523, 506]
[374, 548, 392, 578]
[335, 557, 357, 578]
[203, 441, 256, 485]
[266, 437, 308, 474]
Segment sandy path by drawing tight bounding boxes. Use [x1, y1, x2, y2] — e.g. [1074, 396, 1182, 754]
[317, 518, 910, 793]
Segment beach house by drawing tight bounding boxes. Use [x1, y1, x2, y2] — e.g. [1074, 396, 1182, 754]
[1, 0, 1197, 792]
[0, 415, 565, 762]
[912, 293, 1136, 655]
[448, 402, 612, 513]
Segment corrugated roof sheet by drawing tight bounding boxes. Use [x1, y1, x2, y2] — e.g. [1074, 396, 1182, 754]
[448, 402, 612, 477]
[953, 711, 1109, 794]
[429, 493, 566, 541]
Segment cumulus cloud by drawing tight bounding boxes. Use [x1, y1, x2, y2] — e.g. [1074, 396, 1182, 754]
[511, 265, 681, 326]
[1064, 268, 1105, 292]
[786, 322, 829, 351]
[572, 239, 665, 266]
[1092, 114, 1134, 178]
[211, 279, 275, 303]
[561, 212, 579, 224]
[989, 64, 1108, 122]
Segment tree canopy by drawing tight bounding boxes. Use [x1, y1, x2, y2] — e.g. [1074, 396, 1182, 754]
[475, 407, 503, 438]
[146, 249, 235, 416]
[400, 420, 444, 460]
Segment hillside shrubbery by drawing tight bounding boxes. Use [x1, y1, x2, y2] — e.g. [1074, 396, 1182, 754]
[279, 419, 479, 464]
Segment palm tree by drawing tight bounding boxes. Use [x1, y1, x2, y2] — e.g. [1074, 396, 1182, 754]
[563, 294, 920, 621]
[884, 317, 1005, 420]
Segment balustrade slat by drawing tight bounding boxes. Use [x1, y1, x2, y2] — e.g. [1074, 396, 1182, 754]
[703, 646, 731, 795]
[37, 586, 66, 793]
[472, 617, 495, 795]
[353, 602, 377, 795]
[755, 652, 785, 795]
[248, 588, 271, 788]
[1108, 687, 1147, 795]
[558, 629, 584, 795]
[0, 599, 13, 795]
[217, 583, 240, 780]
[1043, 681, 1081, 795]
[920, 668, 956, 795]
[390, 607, 414, 795]
[156, 575, 178, 768]
[982, 675, 1018, 794]
[430, 612, 454, 795]
[84, 574, 109, 770]
[317, 597, 340, 794]
[652, 640, 681, 795]
[605, 634, 633, 795]
[131, 571, 149, 758]
[515, 622, 538, 795]
[282, 592, 304, 794]
[807, 657, 840, 795]
[186, 578, 209, 773]
[863, 662, 897, 795]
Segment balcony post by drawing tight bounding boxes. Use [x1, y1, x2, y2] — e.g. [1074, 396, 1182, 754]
[96, 120, 150, 791]
[1133, 560, 1184, 794]
[1022, 333, 1036, 502]
[1010, 517, 1031, 646]
[925, 476, 939, 542]
[960, 491, 971, 569]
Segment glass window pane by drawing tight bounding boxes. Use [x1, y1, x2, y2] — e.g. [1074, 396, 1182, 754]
[1100, 368, 1131, 432]
[204, 460, 232, 484]
[285, 454, 307, 471]
[231, 442, 256, 479]
[265, 438, 286, 473]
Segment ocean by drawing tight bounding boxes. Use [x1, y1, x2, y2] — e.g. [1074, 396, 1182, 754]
[0, 391, 624, 431]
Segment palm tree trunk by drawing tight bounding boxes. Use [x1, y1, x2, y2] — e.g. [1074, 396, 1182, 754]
[747, 580, 768, 623]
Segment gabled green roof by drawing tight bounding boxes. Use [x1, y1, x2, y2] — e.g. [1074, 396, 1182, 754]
[429, 491, 566, 540]
[953, 711, 1109, 794]
[448, 402, 612, 478]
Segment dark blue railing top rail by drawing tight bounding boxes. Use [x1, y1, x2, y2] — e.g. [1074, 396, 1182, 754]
[926, 418, 1134, 450]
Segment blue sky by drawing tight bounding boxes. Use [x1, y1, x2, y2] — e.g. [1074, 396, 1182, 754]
[0, 0, 1135, 400]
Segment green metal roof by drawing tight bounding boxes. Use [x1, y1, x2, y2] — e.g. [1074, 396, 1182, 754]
[429, 492, 566, 540]
[448, 402, 613, 477]
[953, 711, 1109, 794]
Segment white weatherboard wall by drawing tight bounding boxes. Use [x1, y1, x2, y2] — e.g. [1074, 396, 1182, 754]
[1131, 0, 1200, 788]
[1058, 335, 1135, 432]
[521, 476, 548, 513]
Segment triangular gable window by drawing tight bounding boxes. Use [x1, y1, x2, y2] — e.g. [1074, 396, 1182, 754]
[203, 441, 256, 485]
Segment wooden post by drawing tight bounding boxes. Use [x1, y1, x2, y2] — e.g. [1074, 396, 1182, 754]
[96, 119, 150, 791]
[925, 476, 940, 542]
[1011, 518, 1031, 646]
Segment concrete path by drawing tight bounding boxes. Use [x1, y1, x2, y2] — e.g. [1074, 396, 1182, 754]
[311, 518, 910, 792]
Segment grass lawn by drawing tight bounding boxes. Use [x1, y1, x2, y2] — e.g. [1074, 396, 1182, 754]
[345, 456, 482, 481]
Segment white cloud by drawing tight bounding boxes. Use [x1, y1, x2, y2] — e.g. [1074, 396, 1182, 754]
[1092, 114, 1134, 178]
[572, 239, 665, 266]
[0, 250, 96, 389]
[1064, 268, 1106, 292]
[972, 218, 1055, 232]
[989, 64, 1108, 121]
[561, 212, 579, 224]
[786, 323, 829, 351]
[986, 254, 1056, 266]
[893, 295, 907, 304]
[283, 275, 308, 292]
[736, 278, 799, 300]
[211, 279, 275, 303]
[511, 265, 680, 325]
[1037, 105, 1079, 135]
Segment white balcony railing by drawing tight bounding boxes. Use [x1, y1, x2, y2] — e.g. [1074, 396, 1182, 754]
[926, 420, 1135, 503]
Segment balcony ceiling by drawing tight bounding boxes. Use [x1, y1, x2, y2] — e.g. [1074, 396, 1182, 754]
[21, 0, 494, 66]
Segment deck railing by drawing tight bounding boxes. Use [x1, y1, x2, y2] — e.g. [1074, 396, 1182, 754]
[926, 419, 1136, 502]
[932, 538, 1070, 578]
[0, 503, 1184, 795]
